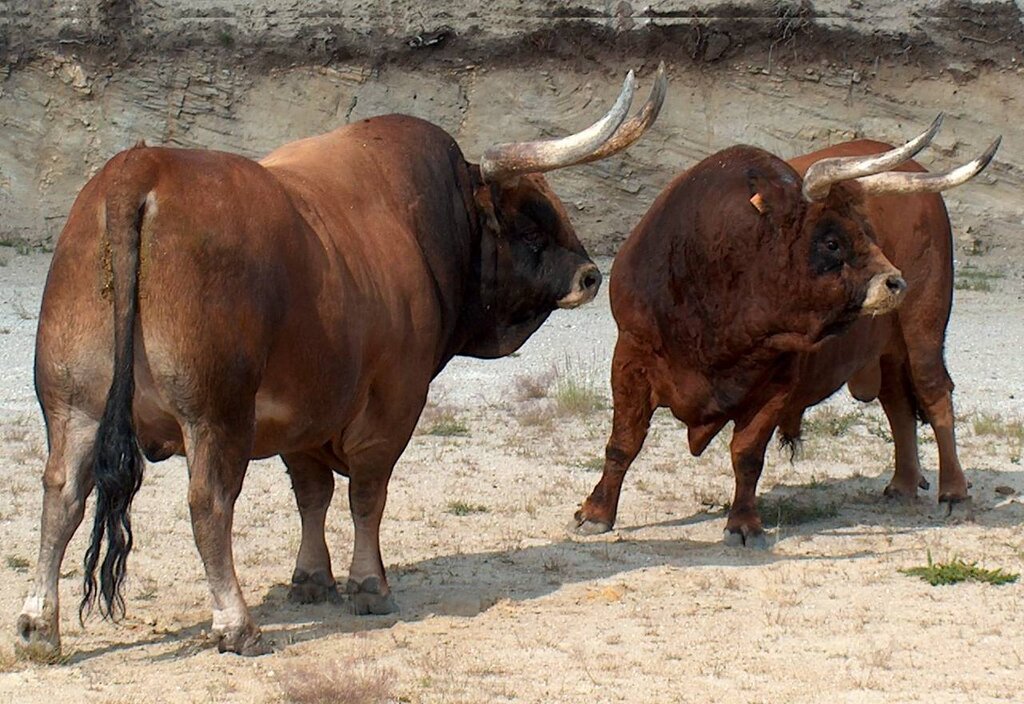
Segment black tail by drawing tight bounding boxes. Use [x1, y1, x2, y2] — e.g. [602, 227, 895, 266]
[81, 156, 148, 622]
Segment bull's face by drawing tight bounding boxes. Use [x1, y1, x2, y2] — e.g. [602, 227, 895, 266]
[466, 174, 601, 357]
[797, 189, 906, 331]
[490, 174, 601, 309]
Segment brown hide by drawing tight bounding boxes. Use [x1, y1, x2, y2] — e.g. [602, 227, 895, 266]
[25, 114, 600, 655]
[576, 141, 965, 547]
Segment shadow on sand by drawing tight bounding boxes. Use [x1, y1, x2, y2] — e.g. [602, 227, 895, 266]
[61, 466, 1023, 663]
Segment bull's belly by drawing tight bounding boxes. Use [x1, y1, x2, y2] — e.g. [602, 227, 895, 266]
[131, 383, 342, 463]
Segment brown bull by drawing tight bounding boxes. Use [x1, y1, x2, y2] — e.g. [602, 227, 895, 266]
[17, 67, 667, 655]
[574, 117, 999, 547]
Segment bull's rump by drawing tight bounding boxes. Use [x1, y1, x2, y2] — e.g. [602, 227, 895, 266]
[35, 146, 335, 459]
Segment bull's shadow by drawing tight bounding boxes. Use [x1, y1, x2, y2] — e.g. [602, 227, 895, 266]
[236, 465, 1024, 652]
[63, 465, 1021, 663]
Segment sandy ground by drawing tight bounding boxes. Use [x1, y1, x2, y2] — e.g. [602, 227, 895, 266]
[1, 250, 1023, 703]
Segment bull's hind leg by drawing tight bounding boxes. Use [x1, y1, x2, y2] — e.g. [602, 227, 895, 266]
[906, 362, 968, 503]
[896, 322, 969, 502]
[16, 410, 96, 656]
[283, 452, 340, 604]
[183, 422, 266, 655]
[575, 338, 654, 534]
[877, 356, 929, 499]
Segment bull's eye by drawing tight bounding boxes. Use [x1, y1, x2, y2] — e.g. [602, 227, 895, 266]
[825, 238, 840, 252]
[521, 227, 544, 246]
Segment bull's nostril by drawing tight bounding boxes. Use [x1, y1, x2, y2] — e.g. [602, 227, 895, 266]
[582, 272, 599, 290]
[886, 275, 907, 294]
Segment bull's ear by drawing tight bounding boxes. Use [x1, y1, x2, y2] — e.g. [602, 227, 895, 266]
[745, 168, 801, 226]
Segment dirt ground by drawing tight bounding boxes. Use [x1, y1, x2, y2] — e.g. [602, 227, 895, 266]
[0, 249, 1022, 703]
[2, 2, 1024, 701]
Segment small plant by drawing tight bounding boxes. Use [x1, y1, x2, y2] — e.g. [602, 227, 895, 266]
[954, 265, 1003, 292]
[5, 556, 30, 572]
[420, 407, 469, 437]
[803, 406, 859, 438]
[446, 500, 488, 516]
[277, 657, 394, 704]
[901, 552, 1019, 586]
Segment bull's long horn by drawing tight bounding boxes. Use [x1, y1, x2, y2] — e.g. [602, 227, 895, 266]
[854, 137, 1001, 195]
[479, 71, 637, 183]
[576, 62, 668, 165]
[801, 114, 944, 201]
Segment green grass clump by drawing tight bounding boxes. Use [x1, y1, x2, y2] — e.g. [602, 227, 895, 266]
[803, 407, 860, 438]
[5, 556, 30, 572]
[954, 266, 1003, 293]
[445, 500, 488, 516]
[423, 412, 469, 437]
[757, 495, 840, 526]
[901, 552, 1019, 586]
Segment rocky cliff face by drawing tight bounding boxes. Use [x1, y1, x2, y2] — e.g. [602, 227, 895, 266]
[1, 1, 1021, 257]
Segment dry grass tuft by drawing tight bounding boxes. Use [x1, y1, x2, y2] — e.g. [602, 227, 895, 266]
[514, 370, 554, 401]
[971, 412, 1024, 441]
[553, 358, 606, 416]
[277, 657, 394, 704]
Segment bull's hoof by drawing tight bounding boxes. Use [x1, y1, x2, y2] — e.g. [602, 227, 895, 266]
[918, 475, 931, 491]
[723, 527, 769, 550]
[346, 577, 398, 616]
[215, 622, 269, 656]
[937, 489, 970, 517]
[572, 517, 613, 536]
[938, 481, 970, 505]
[883, 483, 919, 500]
[15, 613, 61, 661]
[572, 507, 614, 535]
[289, 569, 343, 605]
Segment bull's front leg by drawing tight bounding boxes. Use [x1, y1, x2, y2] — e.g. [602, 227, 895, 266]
[574, 337, 654, 534]
[345, 466, 398, 615]
[725, 400, 784, 550]
[282, 452, 341, 604]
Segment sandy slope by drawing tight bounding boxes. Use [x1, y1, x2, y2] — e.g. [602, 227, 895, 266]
[0, 252, 1022, 703]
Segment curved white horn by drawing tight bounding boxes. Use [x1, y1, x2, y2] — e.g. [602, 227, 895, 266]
[854, 137, 1001, 195]
[577, 62, 668, 165]
[802, 114, 944, 201]
[479, 71, 637, 183]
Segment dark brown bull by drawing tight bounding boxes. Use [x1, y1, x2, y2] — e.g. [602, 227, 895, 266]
[574, 118, 999, 547]
[17, 67, 667, 656]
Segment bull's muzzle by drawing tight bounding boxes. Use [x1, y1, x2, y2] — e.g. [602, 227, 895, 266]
[557, 263, 602, 309]
[861, 269, 907, 316]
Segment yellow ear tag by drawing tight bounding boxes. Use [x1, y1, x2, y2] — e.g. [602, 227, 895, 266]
[750, 193, 767, 213]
